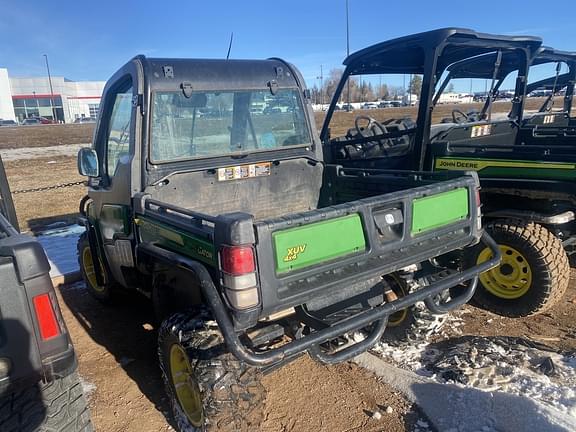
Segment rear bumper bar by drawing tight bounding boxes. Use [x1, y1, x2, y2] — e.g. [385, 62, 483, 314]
[140, 232, 500, 367]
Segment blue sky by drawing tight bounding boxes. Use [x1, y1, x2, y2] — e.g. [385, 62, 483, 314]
[1, 0, 575, 91]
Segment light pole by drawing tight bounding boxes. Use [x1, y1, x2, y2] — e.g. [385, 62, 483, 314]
[345, 0, 351, 111]
[316, 65, 324, 106]
[31, 91, 36, 118]
[43, 54, 57, 123]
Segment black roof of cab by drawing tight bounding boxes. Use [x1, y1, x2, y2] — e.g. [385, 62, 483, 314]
[343, 27, 542, 76]
[135, 56, 305, 92]
[446, 47, 576, 81]
[533, 47, 576, 65]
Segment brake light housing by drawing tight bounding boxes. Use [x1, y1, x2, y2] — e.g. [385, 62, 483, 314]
[221, 246, 256, 275]
[220, 245, 259, 310]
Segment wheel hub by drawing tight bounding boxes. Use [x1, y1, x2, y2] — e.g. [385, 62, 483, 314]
[477, 245, 533, 299]
[169, 344, 203, 427]
[499, 263, 514, 276]
[384, 275, 409, 327]
[82, 247, 106, 293]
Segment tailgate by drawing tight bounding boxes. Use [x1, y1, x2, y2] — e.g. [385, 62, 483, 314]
[254, 171, 480, 316]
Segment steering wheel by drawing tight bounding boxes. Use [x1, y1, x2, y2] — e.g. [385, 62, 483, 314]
[354, 115, 389, 137]
[452, 109, 469, 124]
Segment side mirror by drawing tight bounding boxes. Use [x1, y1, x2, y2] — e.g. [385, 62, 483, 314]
[77, 148, 99, 177]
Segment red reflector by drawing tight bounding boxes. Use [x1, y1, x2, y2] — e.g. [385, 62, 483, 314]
[221, 246, 255, 276]
[33, 294, 60, 340]
[476, 188, 482, 206]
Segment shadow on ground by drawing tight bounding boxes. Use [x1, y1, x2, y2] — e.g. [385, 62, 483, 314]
[28, 213, 80, 235]
[409, 381, 572, 432]
[58, 284, 177, 429]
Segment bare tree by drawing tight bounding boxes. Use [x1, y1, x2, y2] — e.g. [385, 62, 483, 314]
[409, 75, 423, 97]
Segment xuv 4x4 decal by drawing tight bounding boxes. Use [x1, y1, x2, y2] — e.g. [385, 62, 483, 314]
[283, 244, 307, 262]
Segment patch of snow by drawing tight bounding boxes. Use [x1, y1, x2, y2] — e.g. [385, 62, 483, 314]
[35, 224, 84, 277]
[79, 376, 97, 400]
[373, 336, 576, 415]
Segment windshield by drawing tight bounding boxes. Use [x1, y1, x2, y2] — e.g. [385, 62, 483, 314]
[151, 88, 311, 162]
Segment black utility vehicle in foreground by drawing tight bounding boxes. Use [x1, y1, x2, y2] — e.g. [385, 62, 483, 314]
[0, 155, 92, 431]
[77, 56, 499, 431]
[323, 27, 572, 318]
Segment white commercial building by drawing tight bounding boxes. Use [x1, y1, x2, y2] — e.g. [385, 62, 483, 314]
[0, 67, 105, 123]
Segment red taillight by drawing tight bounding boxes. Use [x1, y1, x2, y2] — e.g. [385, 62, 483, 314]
[221, 246, 255, 275]
[33, 294, 60, 340]
[475, 188, 482, 206]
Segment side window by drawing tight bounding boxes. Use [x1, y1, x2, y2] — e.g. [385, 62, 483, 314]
[106, 83, 133, 176]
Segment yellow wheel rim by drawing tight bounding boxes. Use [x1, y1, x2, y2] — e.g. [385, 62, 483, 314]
[82, 247, 106, 293]
[386, 275, 409, 327]
[477, 245, 533, 299]
[169, 344, 203, 427]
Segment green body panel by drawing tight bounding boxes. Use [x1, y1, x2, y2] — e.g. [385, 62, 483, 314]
[434, 157, 576, 180]
[137, 217, 217, 266]
[411, 188, 469, 235]
[273, 214, 366, 274]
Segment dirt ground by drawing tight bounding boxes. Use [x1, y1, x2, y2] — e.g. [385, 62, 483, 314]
[0, 123, 93, 149]
[56, 282, 424, 432]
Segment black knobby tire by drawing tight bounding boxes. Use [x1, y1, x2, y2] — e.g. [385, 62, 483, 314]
[158, 310, 265, 432]
[381, 273, 449, 345]
[77, 232, 119, 303]
[466, 221, 569, 317]
[0, 371, 93, 432]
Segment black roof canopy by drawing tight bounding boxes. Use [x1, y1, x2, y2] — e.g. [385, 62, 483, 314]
[343, 27, 542, 76]
[446, 51, 526, 80]
[446, 46, 576, 81]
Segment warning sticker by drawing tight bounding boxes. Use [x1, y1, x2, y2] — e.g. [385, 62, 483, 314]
[217, 162, 271, 182]
[470, 125, 492, 138]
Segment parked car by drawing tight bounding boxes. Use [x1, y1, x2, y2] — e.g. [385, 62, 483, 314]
[362, 102, 379, 110]
[74, 117, 96, 124]
[21, 118, 42, 125]
[21, 117, 53, 125]
[0, 119, 18, 127]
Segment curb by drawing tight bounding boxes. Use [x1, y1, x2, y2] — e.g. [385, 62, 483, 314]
[354, 352, 575, 432]
[51, 271, 82, 287]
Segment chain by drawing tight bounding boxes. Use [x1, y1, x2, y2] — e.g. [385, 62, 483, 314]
[12, 181, 87, 195]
